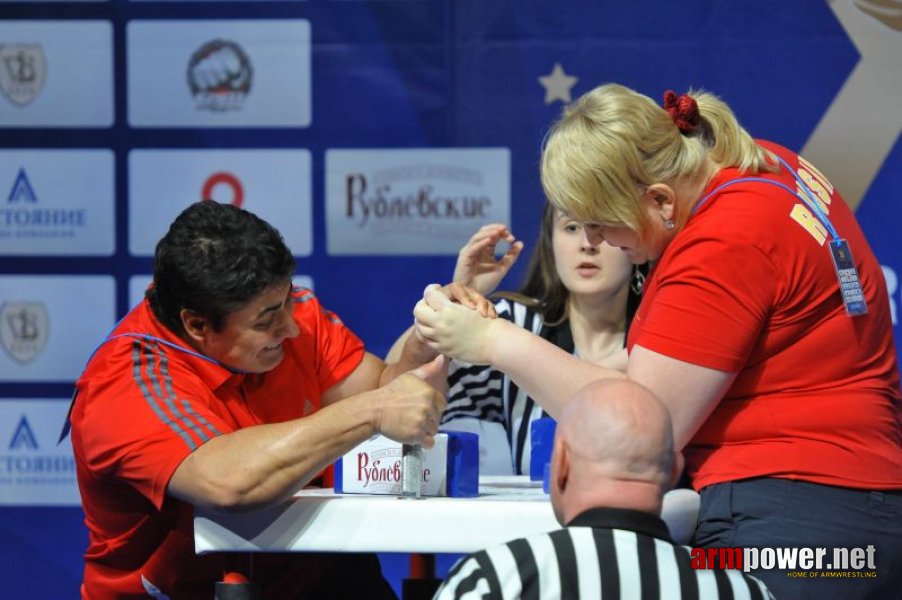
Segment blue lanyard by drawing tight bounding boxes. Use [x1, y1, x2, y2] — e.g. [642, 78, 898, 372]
[690, 156, 841, 241]
[93, 333, 240, 372]
[687, 156, 868, 318]
[59, 331, 241, 443]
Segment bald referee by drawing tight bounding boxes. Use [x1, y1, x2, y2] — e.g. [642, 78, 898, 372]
[434, 379, 774, 599]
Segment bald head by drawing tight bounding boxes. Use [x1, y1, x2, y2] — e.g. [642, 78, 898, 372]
[550, 379, 675, 522]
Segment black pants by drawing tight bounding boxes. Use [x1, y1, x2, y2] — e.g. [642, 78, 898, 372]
[695, 478, 902, 599]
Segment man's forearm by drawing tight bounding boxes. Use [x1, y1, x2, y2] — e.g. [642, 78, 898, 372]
[169, 392, 381, 511]
[380, 330, 439, 385]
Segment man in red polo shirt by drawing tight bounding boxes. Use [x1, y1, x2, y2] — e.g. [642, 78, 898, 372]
[69, 200, 481, 599]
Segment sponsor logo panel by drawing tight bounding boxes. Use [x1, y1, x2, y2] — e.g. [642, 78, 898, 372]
[0, 275, 115, 381]
[325, 148, 511, 255]
[0, 149, 114, 255]
[0, 399, 79, 506]
[127, 20, 311, 127]
[128, 149, 313, 256]
[0, 21, 113, 127]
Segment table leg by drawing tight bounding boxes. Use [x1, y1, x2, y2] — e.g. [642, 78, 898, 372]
[215, 571, 260, 599]
[402, 553, 440, 600]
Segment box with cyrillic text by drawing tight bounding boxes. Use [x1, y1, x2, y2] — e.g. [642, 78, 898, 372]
[334, 431, 479, 497]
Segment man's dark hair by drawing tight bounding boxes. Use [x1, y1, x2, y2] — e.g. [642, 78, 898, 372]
[147, 200, 296, 334]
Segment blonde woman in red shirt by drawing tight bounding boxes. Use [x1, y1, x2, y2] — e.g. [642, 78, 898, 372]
[414, 83, 902, 599]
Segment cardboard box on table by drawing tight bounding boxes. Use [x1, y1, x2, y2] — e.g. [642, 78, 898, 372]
[335, 431, 479, 497]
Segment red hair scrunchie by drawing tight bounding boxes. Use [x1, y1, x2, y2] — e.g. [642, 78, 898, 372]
[662, 90, 700, 134]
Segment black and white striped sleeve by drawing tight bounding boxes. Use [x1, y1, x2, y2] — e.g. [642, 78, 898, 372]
[433, 551, 503, 600]
[441, 300, 516, 425]
[443, 360, 505, 424]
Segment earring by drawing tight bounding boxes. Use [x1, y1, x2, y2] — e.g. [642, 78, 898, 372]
[631, 266, 645, 295]
[663, 218, 675, 230]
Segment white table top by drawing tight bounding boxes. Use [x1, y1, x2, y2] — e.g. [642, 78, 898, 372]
[194, 476, 699, 555]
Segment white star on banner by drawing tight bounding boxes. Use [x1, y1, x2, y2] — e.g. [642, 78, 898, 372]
[538, 63, 578, 105]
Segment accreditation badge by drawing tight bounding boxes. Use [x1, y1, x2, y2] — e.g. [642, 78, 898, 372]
[829, 239, 868, 317]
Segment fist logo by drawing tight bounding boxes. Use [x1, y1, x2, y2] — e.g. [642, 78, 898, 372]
[186, 39, 252, 112]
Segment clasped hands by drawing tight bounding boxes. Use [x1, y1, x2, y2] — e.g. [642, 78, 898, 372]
[413, 282, 501, 366]
[414, 224, 522, 366]
[385, 225, 520, 446]
[379, 282, 497, 448]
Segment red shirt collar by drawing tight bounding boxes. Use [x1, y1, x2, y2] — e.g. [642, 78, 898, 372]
[122, 300, 240, 392]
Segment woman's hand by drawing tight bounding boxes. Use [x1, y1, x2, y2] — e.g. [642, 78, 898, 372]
[413, 284, 504, 365]
[386, 283, 495, 371]
[440, 282, 497, 318]
[453, 224, 524, 295]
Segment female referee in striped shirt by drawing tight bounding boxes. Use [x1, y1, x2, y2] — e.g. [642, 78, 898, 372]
[389, 203, 644, 475]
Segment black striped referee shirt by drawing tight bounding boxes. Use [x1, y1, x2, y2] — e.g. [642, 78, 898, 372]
[433, 507, 774, 600]
[443, 299, 569, 475]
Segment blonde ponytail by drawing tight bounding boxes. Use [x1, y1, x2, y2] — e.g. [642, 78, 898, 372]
[541, 83, 776, 232]
[691, 90, 776, 175]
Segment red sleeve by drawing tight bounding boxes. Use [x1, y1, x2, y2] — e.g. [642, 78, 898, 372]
[291, 287, 365, 390]
[76, 341, 233, 509]
[634, 234, 777, 372]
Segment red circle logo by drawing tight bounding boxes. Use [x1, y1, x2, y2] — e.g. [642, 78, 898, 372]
[201, 172, 244, 207]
